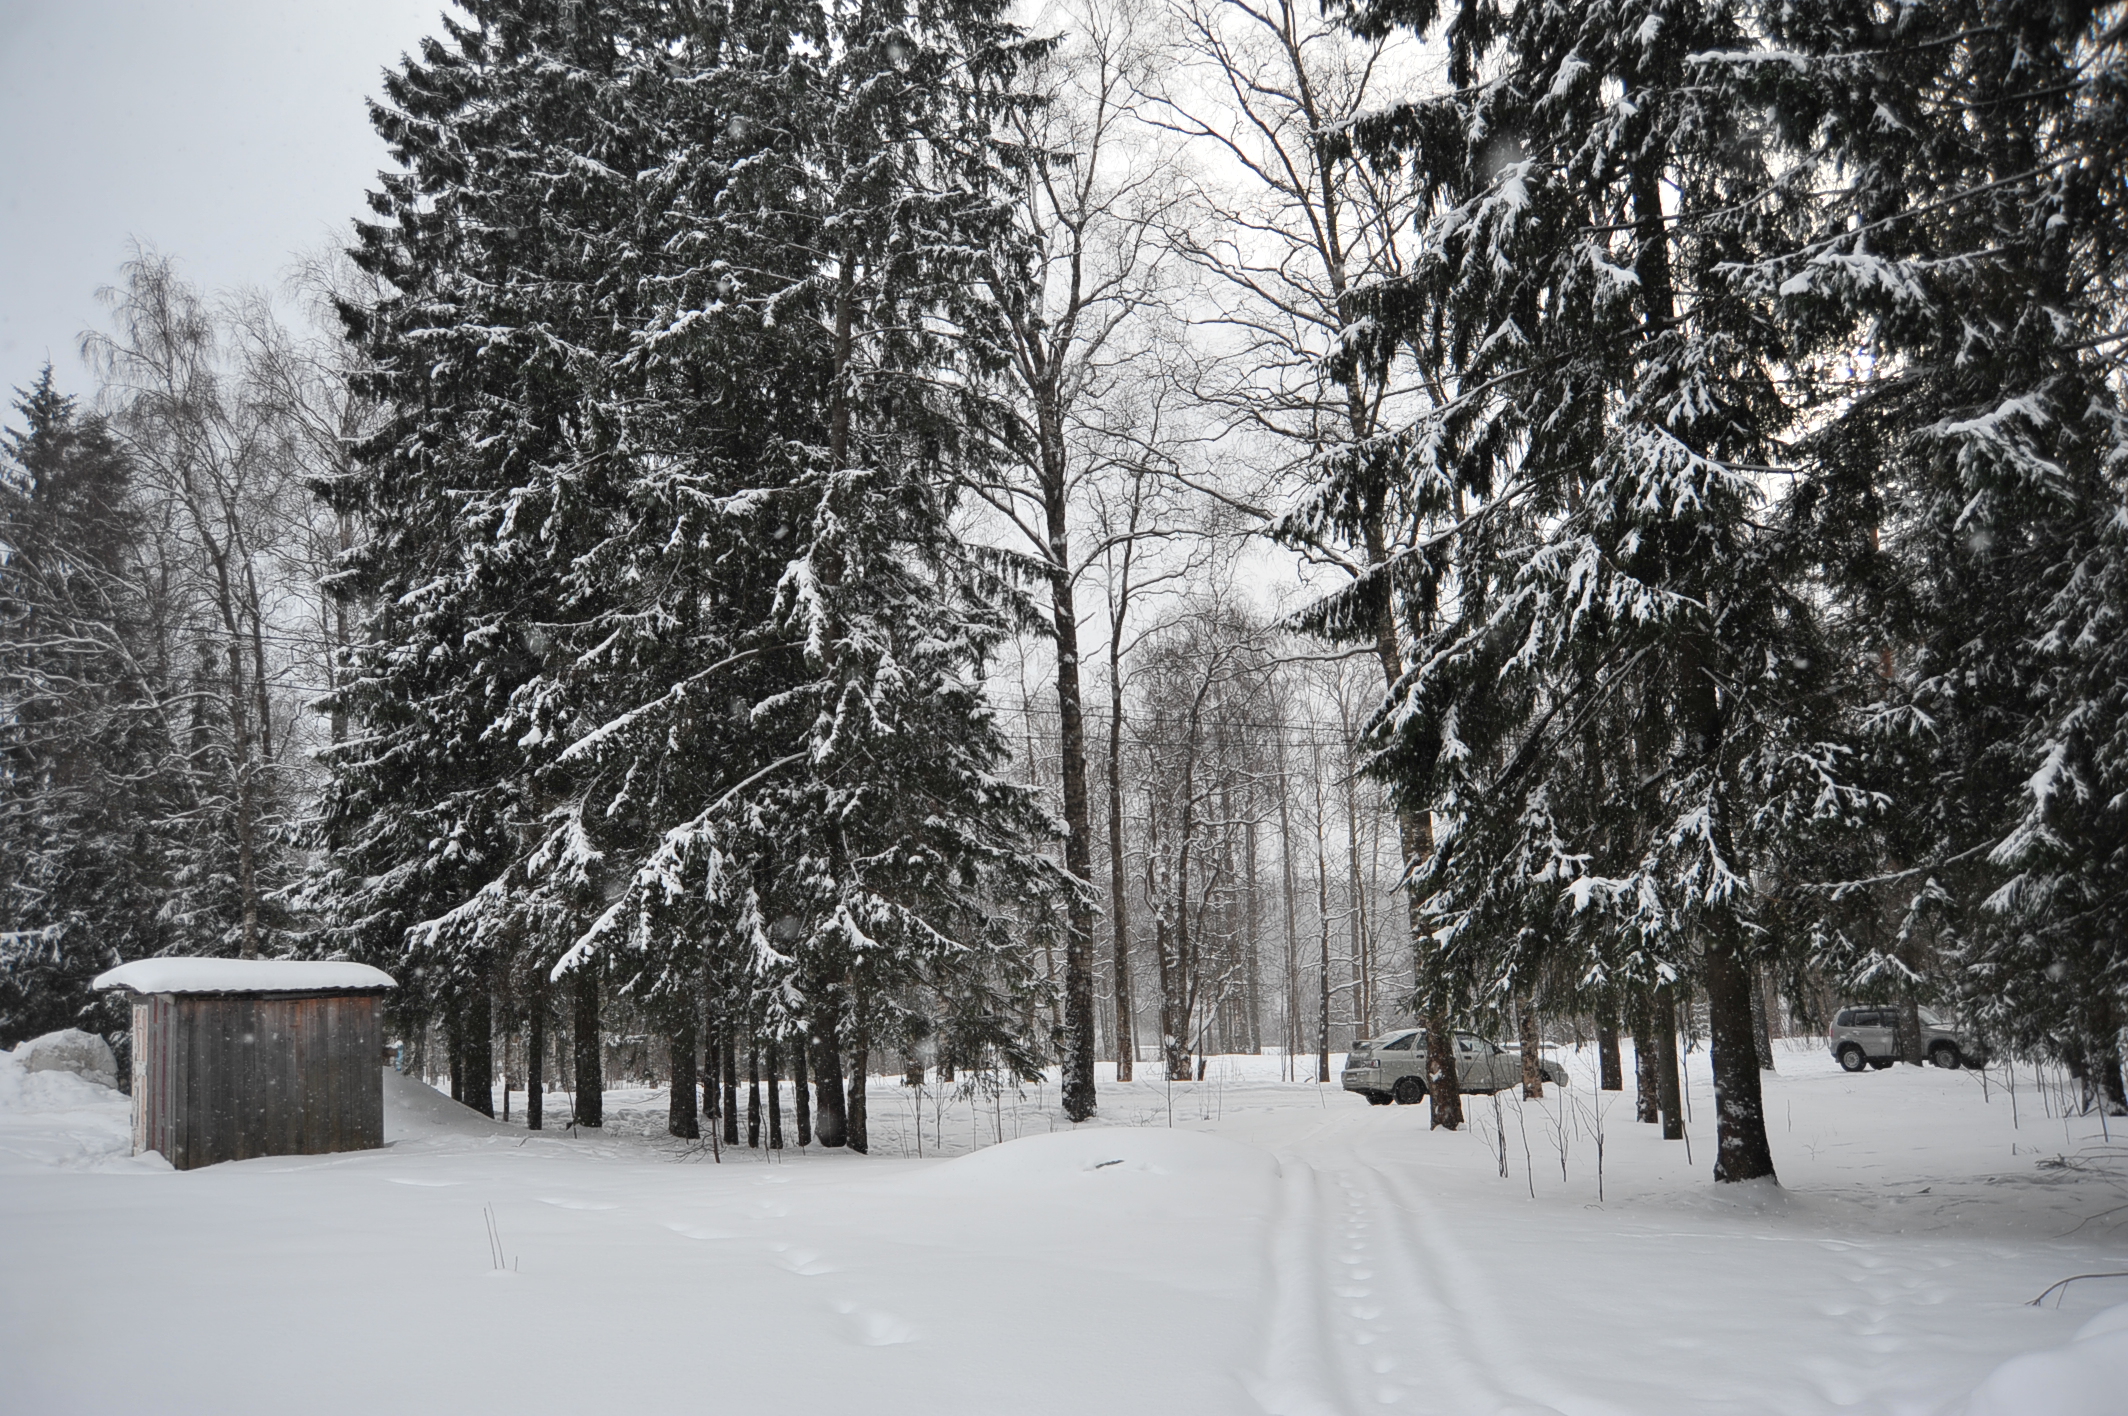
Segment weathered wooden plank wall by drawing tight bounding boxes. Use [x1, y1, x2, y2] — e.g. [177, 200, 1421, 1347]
[131, 993, 383, 1170]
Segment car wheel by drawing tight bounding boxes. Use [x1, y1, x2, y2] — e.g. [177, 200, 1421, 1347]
[1392, 1076, 1428, 1106]
[1837, 1044, 1867, 1073]
[1365, 1091, 1393, 1106]
[1929, 1043, 1960, 1070]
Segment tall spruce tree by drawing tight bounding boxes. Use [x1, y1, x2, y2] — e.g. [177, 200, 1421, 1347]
[1334, 0, 1889, 1181]
[323, 0, 1064, 1130]
[318, 0, 655, 1115]
[548, 0, 1070, 1147]
[0, 372, 173, 1047]
[1734, 2, 2128, 1091]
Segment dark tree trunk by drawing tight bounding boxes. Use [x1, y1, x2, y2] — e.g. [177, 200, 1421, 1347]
[1315, 802, 1332, 1085]
[1355, 503, 1461, 1126]
[700, 1032, 714, 1127]
[2086, 996, 2127, 1117]
[571, 958, 603, 1127]
[1108, 665, 1134, 1082]
[793, 1034, 812, 1146]
[1631, 140, 1775, 1182]
[1171, 771, 1202, 1084]
[667, 1013, 699, 1140]
[1519, 998, 1544, 1099]
[465, 984, 494, 1117]
[1395, 812, 1460, 1129]
[1277, 756, 1300, 1068]
[1596, 993, 1624, 1091]
[526, 986, 544, 1131]
[719, 1028, 738, 1147]
[1655, 985, 1684, 1141]
[446, 1007, 465, 1105]
[767, 1038, 784, 1149]
[747, 1039, 761, 1148]
[2066, 1035, 2095, 1112]
[1631, 990, 1660, 1123]
[846, 1001, 870, 1154]
[1706, 935, 1778, 1182]
[846, 1050, 869, 1155]
[812, 1014, 847, 1148]
[1899, 994, 1926, 1067]
[1039, 404, 1099, 1125]
[1244, 796, 1263, 1054]
[1751, 968, 1777, 1071]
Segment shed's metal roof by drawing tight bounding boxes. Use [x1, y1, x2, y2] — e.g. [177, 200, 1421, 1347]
[93, 959, 398, 995]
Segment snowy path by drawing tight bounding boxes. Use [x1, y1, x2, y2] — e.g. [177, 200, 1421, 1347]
[7, 1041, 2128, 1414]
[1182, 1047, 2128, 1415]
[1252, 1108, 1593, 1416]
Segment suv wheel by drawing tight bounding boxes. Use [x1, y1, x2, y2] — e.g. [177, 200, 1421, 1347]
[1928, 1042, 1960, 1070]
[1837, 1043, 1867, 1073]
[1392, 1076, 1428, 1105]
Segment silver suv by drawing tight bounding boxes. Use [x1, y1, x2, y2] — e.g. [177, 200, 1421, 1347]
[1342, 1028, 1568, 1105]
[1827, 1005, 1987, 1072]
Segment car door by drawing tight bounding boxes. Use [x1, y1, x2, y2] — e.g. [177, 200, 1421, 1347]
[1854, 1009, 1896, 1060]
[1377, 1030, 1421, 1088]
[1453, 1033, 1496, 1091]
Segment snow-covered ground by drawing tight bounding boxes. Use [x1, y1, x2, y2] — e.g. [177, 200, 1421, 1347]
[5, 1036, 2126, 1415]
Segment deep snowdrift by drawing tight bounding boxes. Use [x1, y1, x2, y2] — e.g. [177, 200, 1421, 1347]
[4, 1040, 2126, 1415]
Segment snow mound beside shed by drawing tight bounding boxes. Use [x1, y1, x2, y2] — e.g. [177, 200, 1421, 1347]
[16, 1028, 118, 1089]
[382, 1067, 512, 1142]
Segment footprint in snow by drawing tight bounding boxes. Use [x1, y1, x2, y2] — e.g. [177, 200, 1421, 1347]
[831, 1299, 914, 1346]
[780, 1248, 834, 1275]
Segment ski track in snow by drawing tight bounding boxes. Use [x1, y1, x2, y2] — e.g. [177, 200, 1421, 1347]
[1257, 1108, 1591, 1416]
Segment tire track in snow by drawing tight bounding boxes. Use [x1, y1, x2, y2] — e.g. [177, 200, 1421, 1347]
[1244, 1156, 1344, 1416]
[1358, 1132, 1631, 1416]
[1251, 1111, 1524, 1415]
[1332, 1151, 1535, 1412]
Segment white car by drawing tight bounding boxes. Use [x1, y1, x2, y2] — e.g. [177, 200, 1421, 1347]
[1827, 1005, 1988, 1071]
[1341, 1028, 1568, 1105]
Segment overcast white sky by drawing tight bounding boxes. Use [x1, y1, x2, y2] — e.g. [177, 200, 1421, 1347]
[0, 0, 444, 404]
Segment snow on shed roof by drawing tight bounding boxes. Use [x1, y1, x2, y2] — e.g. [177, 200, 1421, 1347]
[94, 959, 397, 996]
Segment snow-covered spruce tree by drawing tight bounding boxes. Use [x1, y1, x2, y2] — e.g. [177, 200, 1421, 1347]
[316, 0, 680, 1118]
[1338, 0, 1884, 1181]
[546, 0, 1071, 1150]
[324, 0, 1065, 1131]
[0, 373, 175, 1047]
[1727, 2, 2128, 1096]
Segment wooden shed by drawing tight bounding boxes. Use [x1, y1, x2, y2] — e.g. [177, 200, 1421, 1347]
[94, 959, 397, 1171]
